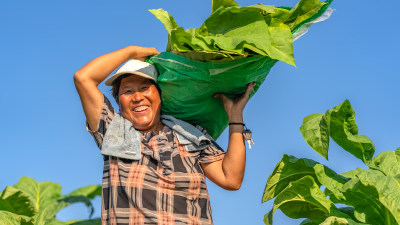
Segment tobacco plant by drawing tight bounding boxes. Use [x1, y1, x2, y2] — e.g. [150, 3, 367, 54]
[0, 176, 101, 225]
[262, 100, 400, 225]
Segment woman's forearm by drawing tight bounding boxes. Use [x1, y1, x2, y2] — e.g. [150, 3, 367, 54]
[221, 117, 246, 190]
[74, 46, 139, 85]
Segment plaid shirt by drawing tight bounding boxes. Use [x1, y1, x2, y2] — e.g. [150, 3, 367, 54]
[87, 96, 225, 225]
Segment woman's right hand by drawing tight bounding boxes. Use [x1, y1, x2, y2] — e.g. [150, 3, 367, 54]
[130, 46, 160, 61]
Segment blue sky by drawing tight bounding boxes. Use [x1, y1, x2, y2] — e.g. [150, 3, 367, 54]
[1, 0, 399, 224]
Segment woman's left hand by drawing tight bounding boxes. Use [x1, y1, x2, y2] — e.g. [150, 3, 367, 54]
[213, 82, 256, 122]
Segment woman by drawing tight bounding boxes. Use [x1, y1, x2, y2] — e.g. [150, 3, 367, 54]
[74, 46, 255, 225]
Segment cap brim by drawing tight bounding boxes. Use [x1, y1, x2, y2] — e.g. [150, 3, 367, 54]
[105, 71, 156, 86]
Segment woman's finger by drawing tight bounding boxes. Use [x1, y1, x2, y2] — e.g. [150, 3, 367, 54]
[239, 82, 256, 102]
[214, 93, 229, 103]
[244, 82, 256, 96]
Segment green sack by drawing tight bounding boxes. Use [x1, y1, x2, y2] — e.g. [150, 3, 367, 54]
[149, 53, 277, 139]
[148, 0, 333, 139]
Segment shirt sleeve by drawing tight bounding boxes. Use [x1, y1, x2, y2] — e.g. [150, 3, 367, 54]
[86, 95, 116, 149]
[195, 125, 225, 164]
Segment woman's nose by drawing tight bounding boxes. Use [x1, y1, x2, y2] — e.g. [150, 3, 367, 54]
[132, 92, 144, 102]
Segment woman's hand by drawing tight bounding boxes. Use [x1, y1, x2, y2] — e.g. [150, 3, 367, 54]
[131, 46, 160, 61]
[213, 82, 256, 122]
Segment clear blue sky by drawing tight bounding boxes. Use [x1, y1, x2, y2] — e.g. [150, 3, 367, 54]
[1, 0, 399, 224]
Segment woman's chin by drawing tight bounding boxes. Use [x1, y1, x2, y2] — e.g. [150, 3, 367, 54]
[133, 120, 163, 133]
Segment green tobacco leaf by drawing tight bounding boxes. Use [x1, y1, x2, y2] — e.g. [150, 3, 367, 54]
[313, 164, 348, 200]
[148, 9, 179, 52]
[300, 113, 330, 159]
[13, 177, 62, 212]
[248, 5, 295, 65]
[0, 210, 34, 225]
[12, 176, 62, 224]
[57, 185, 101, 219]
[283, 0, 326, 30]
[262, 18, 294, 66]
[67, 219, 101, 225]
[57, 196, 94, 219]
[198, 7, 272, 55]
[211, 0, 238, 13]
[248, 4, 276, 14]
[199, 6, 295, 65]
[356, 169, 400, 224]
[65, 185, 101, 200]
[0, 177, 100, 225]
[299, 219, 317, 225]
[265, 176, 339, 224]
[262, 155, 320, 203]
[337, 207, 360, 222]
[8, 177, 100, 224]
[326, 100, 375, 163]
[45, 219, 67, 225]
[369, 148, 400, 177]
[299, 100, 374, 163]
[148, 9, 178, 35]
[0, 186, 35, 217]
[172, 50, 245, 62]
[339, 175, 389, 225]
[319, 216, 367, 225]
[340, 168, 364, 179]
[170, 27, 216, 53]
[262, 154, 347, 203]
[47, 218, 101, 225]
[263, 210, 273, 225]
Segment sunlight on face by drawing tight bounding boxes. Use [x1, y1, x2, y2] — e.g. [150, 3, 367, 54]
[118, 75, 163, 133]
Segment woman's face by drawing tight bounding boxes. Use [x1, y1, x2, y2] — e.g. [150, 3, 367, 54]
[118, 75, 162, 133]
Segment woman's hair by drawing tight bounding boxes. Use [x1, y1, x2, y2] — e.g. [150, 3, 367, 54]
[111, 74, 162, 104]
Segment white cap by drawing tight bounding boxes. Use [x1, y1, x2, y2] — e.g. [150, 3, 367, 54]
[105, 59, 158, 86]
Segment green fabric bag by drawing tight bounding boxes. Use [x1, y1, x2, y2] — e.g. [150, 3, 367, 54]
[148, 0, 333, 139]
[149, 53, 277, 139]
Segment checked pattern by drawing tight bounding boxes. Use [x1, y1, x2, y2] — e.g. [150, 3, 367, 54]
[87, 96, 225, 225]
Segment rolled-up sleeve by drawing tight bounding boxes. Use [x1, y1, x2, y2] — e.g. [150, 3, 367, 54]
[86, 95, 116, 149]
[195, 126, 225, 164]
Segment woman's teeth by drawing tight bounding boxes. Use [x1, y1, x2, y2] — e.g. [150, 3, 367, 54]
[134, 106, 149, 112]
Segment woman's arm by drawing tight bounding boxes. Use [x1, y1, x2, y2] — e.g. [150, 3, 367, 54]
[201, 82, 256, 190]
[73, 46, 159, 130]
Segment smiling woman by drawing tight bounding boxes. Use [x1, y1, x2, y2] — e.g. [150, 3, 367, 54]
[73, 46, 254, 225]
[118, 76, 162, 132]
[112, 65, 163, 133]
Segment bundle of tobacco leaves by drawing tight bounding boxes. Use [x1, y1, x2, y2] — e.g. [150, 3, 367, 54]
[150, 0, 333, 66]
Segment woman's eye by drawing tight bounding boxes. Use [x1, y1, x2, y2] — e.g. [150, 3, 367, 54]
[141, 86, 149, 91]
[124, 90, 133, 94]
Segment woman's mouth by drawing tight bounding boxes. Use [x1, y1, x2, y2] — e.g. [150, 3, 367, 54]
[133, 106, 149, 112]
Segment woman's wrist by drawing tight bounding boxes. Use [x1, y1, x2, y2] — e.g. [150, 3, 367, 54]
[229, 122, 245, 126]
[228, 114, 243, 124]
[125, 46, 159, 61]
[126, 46, 139, 59]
